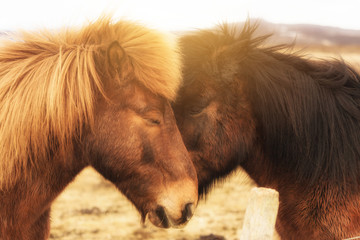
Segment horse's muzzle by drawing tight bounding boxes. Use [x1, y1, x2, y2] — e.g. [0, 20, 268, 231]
[148, 202, 195, 228]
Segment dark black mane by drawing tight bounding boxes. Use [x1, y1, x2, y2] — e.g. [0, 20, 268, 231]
[180, 22, 360, 186]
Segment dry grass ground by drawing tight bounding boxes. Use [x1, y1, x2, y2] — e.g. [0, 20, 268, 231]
[50, 48, 360, 240]
[50, 167, 255, 240]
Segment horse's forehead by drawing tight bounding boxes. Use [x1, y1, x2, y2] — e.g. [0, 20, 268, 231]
[120, 83, 166, 110]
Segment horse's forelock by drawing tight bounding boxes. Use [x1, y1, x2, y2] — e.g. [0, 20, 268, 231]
[180, 21, 274, 87]
[96, 19, 182, 101]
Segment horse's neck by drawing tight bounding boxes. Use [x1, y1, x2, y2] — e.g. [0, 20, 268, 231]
[240, 142, 279, 188]
[0, 153, 86, 234]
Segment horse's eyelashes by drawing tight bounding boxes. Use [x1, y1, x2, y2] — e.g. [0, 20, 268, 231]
[142, 110, 163, 126]
[189, 106, 205, 115]
[146, 118, 161, 126]
[188, 100, 211, 116]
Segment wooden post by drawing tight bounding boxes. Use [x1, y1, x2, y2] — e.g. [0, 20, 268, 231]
[238, 187, 279, 240]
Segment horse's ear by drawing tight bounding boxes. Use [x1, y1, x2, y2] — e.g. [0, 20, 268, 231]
[107, 41, 126, 70]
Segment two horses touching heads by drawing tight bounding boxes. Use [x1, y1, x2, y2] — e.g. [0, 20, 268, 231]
[0, 18, 197, 239]
[1, 17, 360, 240]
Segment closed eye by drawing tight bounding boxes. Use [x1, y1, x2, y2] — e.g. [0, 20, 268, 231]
[188, 97, 212, 117]
[146, 118, 161, 125]
[188, 100, 211, 116]
[142, 110, 163, 126]
[189, 105, 206, 115]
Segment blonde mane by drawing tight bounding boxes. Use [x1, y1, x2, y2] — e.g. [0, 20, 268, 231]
[0, 18, 182, 188]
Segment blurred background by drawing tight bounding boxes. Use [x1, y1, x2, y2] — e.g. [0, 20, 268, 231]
[1, 0, 360, 31]
[1, 1, 359, 239]
[2, 0, 359, 69]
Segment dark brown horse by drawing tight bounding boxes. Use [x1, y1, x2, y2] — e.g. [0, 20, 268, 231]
[0, 18, 197, 240]
[173, 22, 360, 239]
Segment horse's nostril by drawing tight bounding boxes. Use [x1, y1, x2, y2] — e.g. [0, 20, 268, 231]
[183, 202, 195, 221]
[155, 205, 171, 228]
[150, 203, 195, 228]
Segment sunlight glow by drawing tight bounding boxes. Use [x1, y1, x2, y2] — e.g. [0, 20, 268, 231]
[0, 0, 359, 31]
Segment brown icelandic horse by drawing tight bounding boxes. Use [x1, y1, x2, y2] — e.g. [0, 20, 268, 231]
[0, 18, 198, 240]
[173, 22, 360, 240]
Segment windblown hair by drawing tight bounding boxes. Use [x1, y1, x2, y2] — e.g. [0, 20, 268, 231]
[181, 21, 360, 186]
[0, 18, 182, 188]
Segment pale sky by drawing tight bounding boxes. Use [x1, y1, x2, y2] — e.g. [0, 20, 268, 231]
[0, 0, 359, 31]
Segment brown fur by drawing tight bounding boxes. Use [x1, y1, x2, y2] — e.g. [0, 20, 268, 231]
[174, 22, 360, 239]
[0, 17, 182, 188]
[0, 18, 197, 240]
